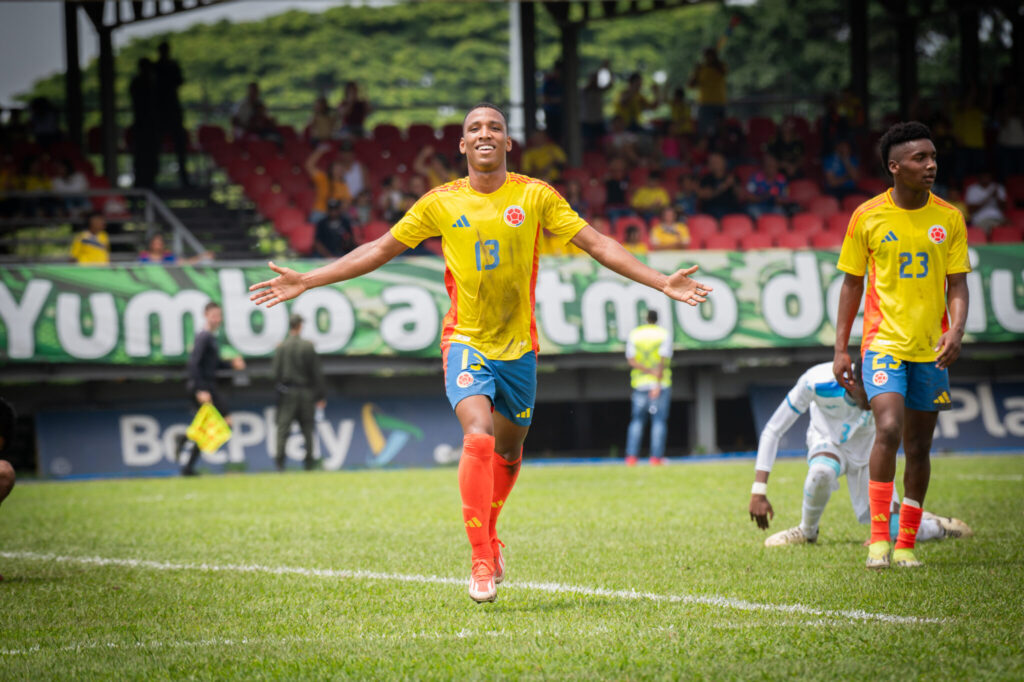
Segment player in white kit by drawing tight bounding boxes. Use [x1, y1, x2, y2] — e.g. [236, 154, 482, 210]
[748, 362, 971, 546]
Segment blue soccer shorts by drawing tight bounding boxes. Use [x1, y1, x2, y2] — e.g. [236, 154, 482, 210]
[443, 342, 537, 426]
[862, 349, 951, 412]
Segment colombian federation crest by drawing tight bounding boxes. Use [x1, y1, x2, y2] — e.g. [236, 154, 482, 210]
[872, 371, 889, 386]
[503, 205, 526, 227]
[928, 225, 947, 244]
[456, 371, 474, 388]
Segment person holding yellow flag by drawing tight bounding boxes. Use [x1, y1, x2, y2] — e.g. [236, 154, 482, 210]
[180, 301, 245, 476]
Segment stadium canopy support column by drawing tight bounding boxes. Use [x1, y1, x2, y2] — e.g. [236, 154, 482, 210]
[560, 21, 582, 167]
[97, 26, 118, 183]
[519, 1, 537, 141]
[692, 368, 717, 455]
[848, 0, 869, 126]
[1013, 11, 1024, 77]
[958, 8, 980, 94]
[896, 10, 918, 119]
[63, 1, 83, 149]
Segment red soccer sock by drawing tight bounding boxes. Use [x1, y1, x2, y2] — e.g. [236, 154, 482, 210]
[868, 480, 894, 545]
[488, 448, 522, 546]
[895, 499, 923, 550]
[458, 433, 495, 562]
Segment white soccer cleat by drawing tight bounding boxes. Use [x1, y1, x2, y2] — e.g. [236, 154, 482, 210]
[468, 558, 497, 603]
[492, 539, 506, 586]
[922, 511, 973, 539]
[764, 525, 818, 547]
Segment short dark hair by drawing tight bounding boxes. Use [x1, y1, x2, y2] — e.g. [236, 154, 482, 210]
[204, 301, 221, 313]
[878, 121, 932, 177]
[463, 102, 508, 130]
[646, 310, 658, 324]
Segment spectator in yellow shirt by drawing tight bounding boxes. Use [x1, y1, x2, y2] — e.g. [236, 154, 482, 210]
[615, 72, 659, 133]
[630, 170, 671, 221]
[688, 47, 728, 137]
[521, 131, 567, 183]
[70, 212, 111, 265]
[622, 224, 649, 257]
[669, 86, 694, 137]
[649, 207, 691, 250]
[305, 144, 352, 224]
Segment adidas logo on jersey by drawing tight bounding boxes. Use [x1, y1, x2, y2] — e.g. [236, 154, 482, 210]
[933, 391, 951, 405]
[451, 215, 471, 228]
[881, 231, 898, 243]
[515, 408, 532, 420]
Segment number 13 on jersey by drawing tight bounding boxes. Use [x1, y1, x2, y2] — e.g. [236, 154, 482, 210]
[475, 240, 499, 271]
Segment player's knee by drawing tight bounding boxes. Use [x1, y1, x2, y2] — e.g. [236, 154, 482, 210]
[874, 417, 902, 447]
[0, 459, 15, 500]
[806, 460, 838, 492]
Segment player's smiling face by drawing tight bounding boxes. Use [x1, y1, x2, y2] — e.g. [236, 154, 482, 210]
[890, 138, 937, 191]
[460, 108, 511, 173]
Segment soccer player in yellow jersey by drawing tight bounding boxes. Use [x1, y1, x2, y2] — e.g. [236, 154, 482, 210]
[249, 103, 712, 603]
[833, 122, 970, 570]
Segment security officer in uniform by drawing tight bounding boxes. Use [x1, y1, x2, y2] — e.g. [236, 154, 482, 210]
[274, 313, 327, 471]
[624, 310, 673, 466]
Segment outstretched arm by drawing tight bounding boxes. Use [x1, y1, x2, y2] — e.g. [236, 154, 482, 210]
[833, 273, 864, 389]
[570, 225, 712, 306]
[250, 232, 408, 308]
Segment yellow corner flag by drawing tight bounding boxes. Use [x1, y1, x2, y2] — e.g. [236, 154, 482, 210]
[186, 403, 232, 454]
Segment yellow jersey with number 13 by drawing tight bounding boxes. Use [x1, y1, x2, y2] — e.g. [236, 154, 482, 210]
[836, 189, 970, 363]
[390, 173, 588, 361]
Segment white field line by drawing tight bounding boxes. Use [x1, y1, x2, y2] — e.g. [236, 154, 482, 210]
[0, 551, 945, 626]
[951, 474, 1023, 482]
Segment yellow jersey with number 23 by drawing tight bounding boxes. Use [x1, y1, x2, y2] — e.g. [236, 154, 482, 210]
[390, 173, 588, 361]
[837, 189, 970, 363]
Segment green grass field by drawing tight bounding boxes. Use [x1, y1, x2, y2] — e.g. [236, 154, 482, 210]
[2, 454, 1023, 680]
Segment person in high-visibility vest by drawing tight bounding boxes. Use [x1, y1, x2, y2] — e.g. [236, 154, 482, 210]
[624, 310, 673, 466]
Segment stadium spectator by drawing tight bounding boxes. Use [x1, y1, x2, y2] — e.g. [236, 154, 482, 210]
[768, 119, 806, 179]
[307, 96, 338, 146]
[563, 179, 589, 219]
[604, 115, 639, 165]
[745, 154, 790, 218]
[305, 144, 352, 224]
[542, 61, 565, 144]
[823, 140, 861, 200]
[70, 212, 110, 265]
[273, 313, 327, 471]
[622, 224, 648, 256]
[337, 81, 370, 138]
[414, 145, 458, 188]
[668, 86, 694, 137]
[930, 114, 958, 194]
[624, 310, 672, 466]
[245, 102, 284, 145]
[946, 186, 968, 220]
[130, 58, 159, 189]
[51, 159, 89, 217]
[580, 63, 612, 151]
[964, 172, 1007, 231]
[231, 82, 264, 135]
[248, 103, 711, 603]
[603, 158, 632, 222]
[995, 93, 1024, 180]
[615, 72, 659, 133]
[314, 199, 356, 258]
[672, 174, 699, 216]
[154, 41, 190, 187]
[818, 93, 848, 159]
[179, 302, 246, 476]
[521, 130, 567, 183]
[0, 397, 15, 512]
[649, 207, 691, 250]
[689, 47, 728, 137]
[138, 232, 212, 264]
[953, 87, 988, 180]
[631, 169, 671, 220]
[336, 140, 366, 199]
[376, 175, 407, 223]
[698, 152, 742, 218]
[403, 174, 429, 211]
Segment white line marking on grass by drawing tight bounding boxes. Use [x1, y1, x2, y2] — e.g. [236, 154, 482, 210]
[0, 551, 945, 625]
[951, 474, 1023, 482]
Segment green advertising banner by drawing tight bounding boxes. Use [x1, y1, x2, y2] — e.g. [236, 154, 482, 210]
[1, 246, 1022, 364]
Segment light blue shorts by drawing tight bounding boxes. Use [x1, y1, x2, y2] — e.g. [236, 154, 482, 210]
[443, 342, 537, 426]
[862, 350, 951, 412]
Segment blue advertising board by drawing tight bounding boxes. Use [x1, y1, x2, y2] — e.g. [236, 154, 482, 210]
[749, 380, 1024, 455]
[36, 398, 465, 479]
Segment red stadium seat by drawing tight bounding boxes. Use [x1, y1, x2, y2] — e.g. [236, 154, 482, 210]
[406, 123, 437, 147]
[628, 167, 649, 188]
[288, 224, 315, 255]
[720, 213, 754, 239]
[733, 164, 757, 184]
[373, 124, 403, 146]
[562, 168, 590, 185]
[246, 138, 279, 161]
[614, 215, 649, 242]
[789, 179, 821, 206]
[989, 226, 1023, 243]
[582, 182, 607, 210]
[739, 232, 773, 250]
[965, 227, 987, 245]
[828, 212, 853, 235]
[810, 231, 844, 249]
[274, 207, 306, 236]
[857, 177, 888, 195]
[703, 233, 738, 250]
[756, 213, 789, 237]
[242, 173, 274, 201]
[746, 117, 777, 156]
[775, 232, 811, 249]
[362, 220, 392, 241]
[1004, 175, 1024, 204]
[841, 194, 871, 212]
[422, 238, 444, 256]
[257, 190, 290, 221]
[293, 189, 315, 214]
[687, 214, 719, 241]
[808, 195, 840, 218]
[1006, 209, 1024, 230]
[791, 212, 825, 235]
